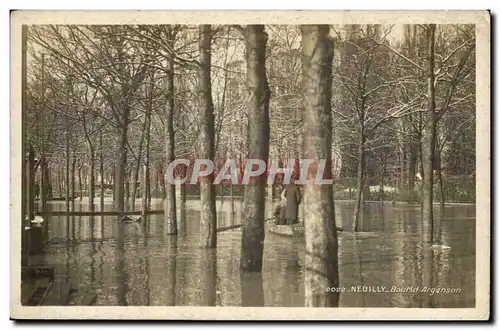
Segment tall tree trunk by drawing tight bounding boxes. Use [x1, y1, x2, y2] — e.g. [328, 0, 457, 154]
[301, 24, 339, 307]
[89, 150, 95, 211]
[99, 128, 105, 211]
[58, 165, 63, 198]
[176, 178, 187, 233]
[437, 164, 445, 209]
[39, 54, 48, 212]
[112, 164, 116, 204]
[230, 182, 235, 224]
[114, 113, 129, 211]
[78, 162, 83, 201]
[26, 145, 35, 221]
[408, 142, 417, 201]
[352, 128, 365, 232]
[198, 25, 217, 248]
[435, 136, 446, 209]
[154, 169, 159, 199]
[130, 165, 139, 210]
[379, 152, 385, 203]
[144, 131, 151, 211]
[407, 115, 418, 201]
[161, 169, 166, 200]
[40, 157, 49, 211]
[240, 25, 270, 271]
[418, 113, 425, 206]
[267, 150, 274, 218]
[65, 122, 70, 212]
[71, 151, 76, 210]
[124, 169, 130, 210]
[162, 40, 177, 235]
[422, 24, 437, 244]
[141, 165, 148, 216]
[131, 116, 147, 210]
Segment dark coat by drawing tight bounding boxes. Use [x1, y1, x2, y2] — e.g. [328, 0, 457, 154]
[284, 184, 301, 223]
[273, 204, 286, 225]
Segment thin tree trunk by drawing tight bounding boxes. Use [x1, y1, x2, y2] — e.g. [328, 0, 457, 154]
[58, 165, 63, 198]
[112, 164, 116, 204]
[78, 162, 83, 201]
[422, 24, 437, 244]
[438, 167, 445, 208]
[155, 169, 160, 199]
[176, 177, 187, 233]
[71, 151, 76, 210]
[240, 25, 270, 271]
[408, 138, 417, 201]
[161, 170, 166, 200]
[65, 122, 70, 212]
[131, 117, 147, 210]
[434, 134, 446, 209]
[146, 164, 151, 208]
[99, 129, 105, 211]
[380, 152, 385, 203]
[141, 165, 148, 216]
[89, 151, 95, 211]
[267, 150, 274, 218]
[436, 147, 445, 209]
[230, 182, 235, 224]
[301, 24, 339, 307]
[40, 157, 49, 211]
[220, 184, 224, 205]
[198, 25, 217, 248]
[26, 145, 35, 221]
[139, 77, 153, 215]
[131, 165, 139, 210]
[39, 54, 48, 212]
[418, 114, 425, 207]
[124, 169, 130, 211]
[352, 129, 365, 232]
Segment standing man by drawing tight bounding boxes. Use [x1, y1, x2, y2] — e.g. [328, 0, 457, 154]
[282, 179, 302, 225]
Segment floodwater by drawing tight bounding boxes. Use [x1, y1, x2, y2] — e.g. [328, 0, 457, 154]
[29, 199, 475, 307]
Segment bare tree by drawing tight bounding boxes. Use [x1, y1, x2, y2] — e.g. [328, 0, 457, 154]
[164, 26, 178, 235]
[198, 25, 217, 248]
[235, 25, 271, 271]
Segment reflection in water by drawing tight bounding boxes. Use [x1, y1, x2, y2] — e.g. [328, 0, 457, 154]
[165, 236, 177, 306]
[199, 249, 217, 306]
[241, 271, 264, 307]
[36, 200, 475, 307]
[116, 220, 128, 306]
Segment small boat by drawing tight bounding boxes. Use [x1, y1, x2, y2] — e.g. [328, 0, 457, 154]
[266, 220, 343, 238]
[431, 244, 451, 250]
[120, 215, 143, 223]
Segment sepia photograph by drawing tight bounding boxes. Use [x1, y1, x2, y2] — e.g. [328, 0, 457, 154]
[10, 10, 490, 320]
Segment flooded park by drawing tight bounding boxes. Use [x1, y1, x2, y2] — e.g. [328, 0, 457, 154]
[22, 198, 475, 308]
[17, 20, 480, 315]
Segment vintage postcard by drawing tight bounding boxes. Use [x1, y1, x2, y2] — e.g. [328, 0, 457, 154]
[10, 10, 490, 320]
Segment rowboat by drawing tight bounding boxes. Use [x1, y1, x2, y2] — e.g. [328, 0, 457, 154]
[266, 220, 343, 238]
[120, 215, 144, 223]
